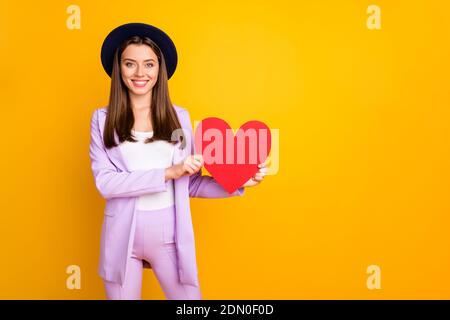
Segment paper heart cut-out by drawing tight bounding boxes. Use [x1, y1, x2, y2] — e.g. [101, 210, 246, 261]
[194, 117, 271, 193]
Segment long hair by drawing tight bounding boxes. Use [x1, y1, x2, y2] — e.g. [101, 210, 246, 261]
[103, 35, 183, 149]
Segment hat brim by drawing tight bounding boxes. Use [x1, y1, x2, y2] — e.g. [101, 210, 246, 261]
[100, 23, 177, 79]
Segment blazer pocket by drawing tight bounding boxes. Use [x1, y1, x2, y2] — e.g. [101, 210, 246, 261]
[104, 210, 116, 217]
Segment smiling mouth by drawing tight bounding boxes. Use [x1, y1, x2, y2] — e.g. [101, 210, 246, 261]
[131, 80, 149, 87]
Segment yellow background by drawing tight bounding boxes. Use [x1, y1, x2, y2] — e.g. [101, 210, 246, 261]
[0, 0, 449, 299]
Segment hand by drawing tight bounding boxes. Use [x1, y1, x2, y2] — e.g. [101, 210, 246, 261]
[165, 154, 204, 181]
[181, 154, 204, 176]
[242, 158, 270, 188]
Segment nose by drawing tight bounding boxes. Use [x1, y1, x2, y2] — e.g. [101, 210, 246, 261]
[135, 64, 144, 77]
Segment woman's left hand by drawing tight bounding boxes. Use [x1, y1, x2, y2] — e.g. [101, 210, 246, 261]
[242, 158, 270, 188]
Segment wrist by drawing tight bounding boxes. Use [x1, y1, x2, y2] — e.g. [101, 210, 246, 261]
[165, 166, 176, 181]
[165, 164, 184, 181]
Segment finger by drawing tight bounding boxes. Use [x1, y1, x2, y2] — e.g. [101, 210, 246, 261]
[186, 157, 197, 166]
[193, 163, 203, 172]
[192, 160, 202, 169]
[196, 156, 204, 166]
[192, 154, 203, 165]
[187, 163, 198, 171]
[194, 154, 204, 162]
[256, 171, 266, 178]
[258, 167, 268, 174]
[258, 157, 271, 168]
[186, 168, 195, 175]
[252, 177, 262, 183]
[254, 173, 264, 180]
[187, 155, 199, 164]
[184, 164, 195, 174]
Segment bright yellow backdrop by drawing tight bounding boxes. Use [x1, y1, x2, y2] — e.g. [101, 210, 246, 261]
[0, 0, 449, 299]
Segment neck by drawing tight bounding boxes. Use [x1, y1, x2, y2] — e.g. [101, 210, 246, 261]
[129, 91, 153, 131]
[129, 90, 152, 112]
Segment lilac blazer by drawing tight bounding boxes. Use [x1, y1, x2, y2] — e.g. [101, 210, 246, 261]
[89, 105, 244, 287]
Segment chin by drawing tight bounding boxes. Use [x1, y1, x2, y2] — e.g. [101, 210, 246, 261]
[130, 89, 151, 95]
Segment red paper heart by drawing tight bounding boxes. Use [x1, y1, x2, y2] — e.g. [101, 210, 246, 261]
[194, 117, 271, 193]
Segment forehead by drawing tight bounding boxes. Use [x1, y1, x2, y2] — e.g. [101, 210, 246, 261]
[121, 44, 158, 61]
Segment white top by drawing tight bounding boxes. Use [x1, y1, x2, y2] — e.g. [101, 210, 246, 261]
[119, 129, 175, 210]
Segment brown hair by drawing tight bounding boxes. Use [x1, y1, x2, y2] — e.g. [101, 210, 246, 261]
[103, 35, 183, 149]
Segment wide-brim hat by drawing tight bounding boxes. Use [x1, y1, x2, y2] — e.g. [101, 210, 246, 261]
[100, 22, 178, 79]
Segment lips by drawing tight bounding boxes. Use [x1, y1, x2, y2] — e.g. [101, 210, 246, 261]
[131, 80, 149, 88]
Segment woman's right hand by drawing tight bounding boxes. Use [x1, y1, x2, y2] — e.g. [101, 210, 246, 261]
[165, 154, 204, 181]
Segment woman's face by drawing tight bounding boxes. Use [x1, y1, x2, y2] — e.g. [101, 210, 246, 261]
[120, 44, 159, 96]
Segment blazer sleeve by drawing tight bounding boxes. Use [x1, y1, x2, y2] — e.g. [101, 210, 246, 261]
[183, 110, 245, 198]
[89, 109, 168, 199]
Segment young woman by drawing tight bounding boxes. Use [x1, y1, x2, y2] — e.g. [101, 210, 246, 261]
[89, 23, 268, 300]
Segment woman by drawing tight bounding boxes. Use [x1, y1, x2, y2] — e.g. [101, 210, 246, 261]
[89, 23, 268, 300]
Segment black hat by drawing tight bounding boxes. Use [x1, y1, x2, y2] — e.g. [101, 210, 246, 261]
[100, 22, 178, 79]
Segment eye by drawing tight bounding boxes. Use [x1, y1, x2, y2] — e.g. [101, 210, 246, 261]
[146, 63, 154, 68]
[125, 62, 134, 67]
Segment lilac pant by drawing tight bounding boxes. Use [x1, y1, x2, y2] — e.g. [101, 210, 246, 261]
[103, 205, 202, 300]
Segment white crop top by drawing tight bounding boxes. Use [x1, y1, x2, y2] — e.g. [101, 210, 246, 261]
[119, 130, 175, 210]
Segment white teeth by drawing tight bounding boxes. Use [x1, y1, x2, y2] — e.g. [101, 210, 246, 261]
[132, 80, 148, 86]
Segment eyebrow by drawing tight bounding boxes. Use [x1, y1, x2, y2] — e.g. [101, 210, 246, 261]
[123, 58, 156, 62]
